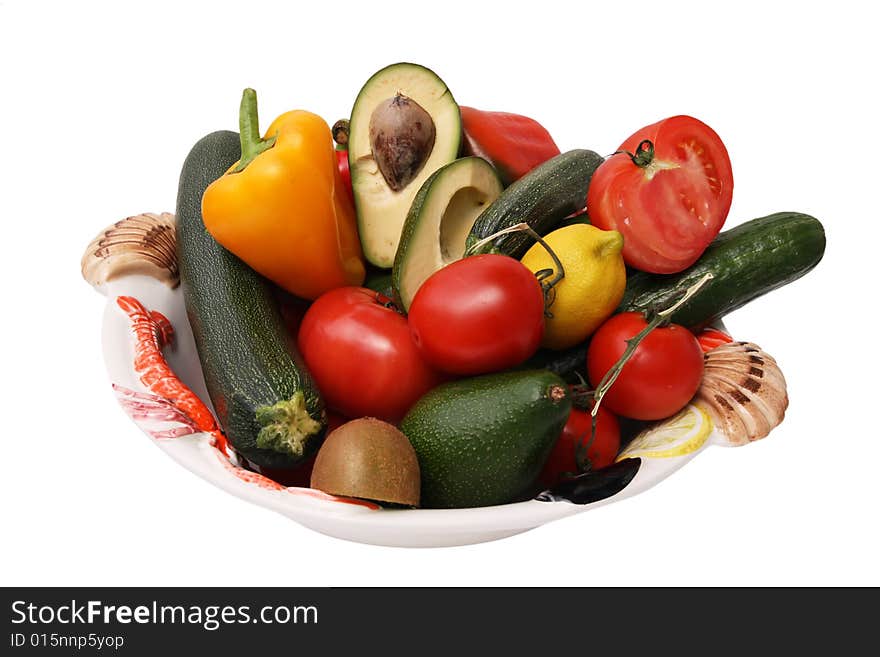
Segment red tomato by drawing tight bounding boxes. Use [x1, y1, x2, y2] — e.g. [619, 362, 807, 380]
[695, 327, 734, 353]
[587, 312, 704, 420]
[538, 406, 621, 487]
[587, 115, 733, 274]
[298, 287, 443, 423]
[407, 255, 545, 376]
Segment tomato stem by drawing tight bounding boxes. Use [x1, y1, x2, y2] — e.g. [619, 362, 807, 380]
[374, 291, 401, 313]
[465, 221, 565, 313]
[612, 139, 655, 168]
[579, 272, 714, 469]
[234, 88, 277, 173]
[568, 382, 596, 409]
[575, 423, 602, 473]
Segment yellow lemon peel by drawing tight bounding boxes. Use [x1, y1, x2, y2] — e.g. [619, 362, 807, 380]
[520, 224, 626, 350]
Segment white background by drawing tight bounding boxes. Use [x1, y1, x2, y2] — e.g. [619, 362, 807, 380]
[1, 0, 877, 586]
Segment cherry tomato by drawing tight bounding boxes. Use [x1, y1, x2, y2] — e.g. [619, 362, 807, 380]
[408, 254, 545, 376]
[587, 312, 704, 420]
[695, 327, 734, 353]
[538, 406, 621, 488]
[298, 287, 443, 423]
[587, 115, 733, 274]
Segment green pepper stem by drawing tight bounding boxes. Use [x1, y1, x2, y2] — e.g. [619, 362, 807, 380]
[234, 88, 277, 173]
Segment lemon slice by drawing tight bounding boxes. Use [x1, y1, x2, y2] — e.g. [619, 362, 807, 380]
[617, 404, 713, 460]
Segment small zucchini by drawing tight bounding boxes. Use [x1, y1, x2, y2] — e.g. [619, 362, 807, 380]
[466, 149, 604, 258]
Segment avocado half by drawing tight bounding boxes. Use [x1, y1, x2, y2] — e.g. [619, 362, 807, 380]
[392, 157, 503, 311]
[348, 63, 462, 268]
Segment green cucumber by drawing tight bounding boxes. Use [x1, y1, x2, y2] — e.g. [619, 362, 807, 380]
[620, 212, 826, 328]
[465, 149, 604, 258]
[400, 370, 571, 508]
[530, 211, 826, 380]
[175, 131, 326, 469]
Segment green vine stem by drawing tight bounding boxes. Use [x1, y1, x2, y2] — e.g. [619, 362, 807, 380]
[233, 88, 277, 173]
[611, 139, 655, 168]
[465, 222, 565, 311]
[575, 271, 715, 473]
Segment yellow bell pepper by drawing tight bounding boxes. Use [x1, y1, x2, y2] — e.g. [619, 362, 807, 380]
[202, 88, 365, 300]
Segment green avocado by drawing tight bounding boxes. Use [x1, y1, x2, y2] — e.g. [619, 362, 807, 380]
[399, 370, 571, 508]
[348, 62, 462, 268]
[392, 156, 503, 311]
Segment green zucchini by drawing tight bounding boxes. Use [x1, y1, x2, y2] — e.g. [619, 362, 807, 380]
[620, 212, 826, 328]
[531, 211, 826, 380]
[465, 149, 604, 258]
[176, 131, 326, 469]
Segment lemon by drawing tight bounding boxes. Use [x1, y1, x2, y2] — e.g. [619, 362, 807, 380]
[617, 404, 714, 460]
[520, 224, 626, 350]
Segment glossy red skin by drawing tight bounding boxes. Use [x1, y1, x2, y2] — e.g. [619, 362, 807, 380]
[408, 255, 545, 376]
[460, 106, 561, 185]
[587, 115, 733, 274]
[336, 148, 354, 204]
[695, 327, 734, 353]
[538, 406, 621, 487]
[587, 312, 704, 421]
[298, 287, 443, 424]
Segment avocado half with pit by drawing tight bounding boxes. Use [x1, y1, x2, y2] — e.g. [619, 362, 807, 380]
[392, 157, 503, 310]
[348, 63, 462, 268]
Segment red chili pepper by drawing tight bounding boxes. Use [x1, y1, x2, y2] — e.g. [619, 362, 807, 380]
[695, 327, 734, 353]
[460, 106, 561, 186]
[336, 148, 354, 204]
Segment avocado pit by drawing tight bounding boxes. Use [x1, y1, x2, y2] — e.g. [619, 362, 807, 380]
[369, 93, 436, 192]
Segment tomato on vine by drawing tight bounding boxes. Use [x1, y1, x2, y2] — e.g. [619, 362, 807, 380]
[538, 405, 621, 488]
[587, 311, 704, 421]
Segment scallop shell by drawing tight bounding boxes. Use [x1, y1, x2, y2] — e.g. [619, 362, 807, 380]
[81, 212, 178, 288]
[694, 341, 788, 446]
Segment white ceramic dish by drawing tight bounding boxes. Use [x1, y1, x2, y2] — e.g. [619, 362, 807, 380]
[84, 213, 782, 548]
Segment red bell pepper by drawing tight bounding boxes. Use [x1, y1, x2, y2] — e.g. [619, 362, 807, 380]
[460, 106, 561, 186]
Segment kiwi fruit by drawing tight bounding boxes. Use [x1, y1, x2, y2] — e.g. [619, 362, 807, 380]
[310, 417, 420, 507]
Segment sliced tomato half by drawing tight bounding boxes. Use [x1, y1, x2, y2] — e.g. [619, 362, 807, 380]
[587, 115, 733, 274]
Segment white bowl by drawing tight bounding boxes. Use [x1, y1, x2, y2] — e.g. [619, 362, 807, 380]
[88, 271, 743, 548]
[84, 210, 757, 548]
